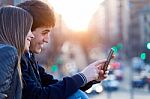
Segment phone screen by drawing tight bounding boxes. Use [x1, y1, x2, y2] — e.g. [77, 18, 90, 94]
[103, 48, 114, 71]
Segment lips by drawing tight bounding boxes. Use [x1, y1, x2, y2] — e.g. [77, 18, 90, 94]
[27, 38, 31, 42]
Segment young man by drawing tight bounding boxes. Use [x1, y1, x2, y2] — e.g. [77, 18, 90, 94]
[18, 1, 107, 99]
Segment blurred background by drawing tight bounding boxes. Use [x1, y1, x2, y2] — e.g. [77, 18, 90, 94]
[1, 0, 150, 99]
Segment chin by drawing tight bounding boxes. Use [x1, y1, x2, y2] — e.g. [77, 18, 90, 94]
[34, 49, 42, 54]
[24, 49, 29, 52]
[25, 46, 29, 51]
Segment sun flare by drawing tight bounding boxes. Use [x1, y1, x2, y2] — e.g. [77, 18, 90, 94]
[48, 0, 105, 32]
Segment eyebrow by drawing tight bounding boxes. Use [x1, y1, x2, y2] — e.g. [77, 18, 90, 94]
[43, 30, 50, 32]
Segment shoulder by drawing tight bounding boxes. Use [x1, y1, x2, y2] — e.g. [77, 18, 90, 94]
[0, 44, 17, 56]
[0, 44, 16, 50]
[0, 44, 18, 65]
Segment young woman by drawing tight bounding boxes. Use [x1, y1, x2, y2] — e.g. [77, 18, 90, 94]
[0, 6, 34, 99]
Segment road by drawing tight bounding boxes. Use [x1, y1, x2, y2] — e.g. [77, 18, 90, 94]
[88, 61, 150, 99]
[88, 88, 150, 99]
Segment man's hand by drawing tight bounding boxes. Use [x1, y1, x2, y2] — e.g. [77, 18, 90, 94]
[81, 59, 107, 83]
[96, 54, 114, 81]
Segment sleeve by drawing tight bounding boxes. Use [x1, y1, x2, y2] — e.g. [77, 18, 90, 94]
[21, 57, 85, 99]
[0, 45, 18, 94]
[80, 80, 101, 91]
[38, 59, 98, 92]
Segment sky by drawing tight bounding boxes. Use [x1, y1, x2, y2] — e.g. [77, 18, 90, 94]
[48, 0, 105, 32]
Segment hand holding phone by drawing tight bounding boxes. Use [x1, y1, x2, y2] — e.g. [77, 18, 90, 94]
[103, 48, 114, 71]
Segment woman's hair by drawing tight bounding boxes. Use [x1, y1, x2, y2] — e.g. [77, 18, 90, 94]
[0, 6, 33, 83]
[0, 6, 33, 57]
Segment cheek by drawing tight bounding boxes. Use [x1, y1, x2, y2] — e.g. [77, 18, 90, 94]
[25, 39, 28, 44]
[34, 34, 43, 41]
[32, 37, 40, 43]
[30, 39, 40, 48]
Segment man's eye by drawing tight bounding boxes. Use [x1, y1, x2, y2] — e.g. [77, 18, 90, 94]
[42, 32, 48, 35]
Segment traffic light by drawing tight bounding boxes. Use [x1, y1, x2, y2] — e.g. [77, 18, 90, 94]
[112, 43, 123, 54]
[117, 43, 123, 49]
[112, 46, 118, 54]
[147, 42, 150, 50]
[51, 64, 58, 72]
[140, 52, 146, 60]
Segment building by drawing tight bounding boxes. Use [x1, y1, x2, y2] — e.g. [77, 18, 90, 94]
[128, 0, 150, 58]
[89, 0, 130, 60]
[0, 0, 27, 6]
[0, 0, 48, 6]
[0, 0, 13, 6]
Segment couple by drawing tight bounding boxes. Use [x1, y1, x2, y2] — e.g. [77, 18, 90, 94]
[0, 0, 110, 99]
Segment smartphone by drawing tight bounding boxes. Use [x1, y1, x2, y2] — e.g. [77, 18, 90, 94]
[103, 48, 114, 71]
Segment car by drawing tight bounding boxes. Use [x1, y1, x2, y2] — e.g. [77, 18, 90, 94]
[86, 83, 103, 94]
[132, 75, 145, 88]
[131, 57, 145, 73]
[114, 69, 124, 81]
[102, 74, 120, 92]
[110, 62, 124, 81]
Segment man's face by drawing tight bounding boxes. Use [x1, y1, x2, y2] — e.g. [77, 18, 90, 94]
[29, 27, 52, 54]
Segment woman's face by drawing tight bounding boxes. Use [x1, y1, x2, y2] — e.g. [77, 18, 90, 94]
[25, 30, 34, 51]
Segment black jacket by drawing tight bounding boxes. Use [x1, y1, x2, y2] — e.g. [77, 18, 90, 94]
[21, 52, 99, 99]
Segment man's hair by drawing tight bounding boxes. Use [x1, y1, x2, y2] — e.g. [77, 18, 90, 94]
[17, 0, 55, 31]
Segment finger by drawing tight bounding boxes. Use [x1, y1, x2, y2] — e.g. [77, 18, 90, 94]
[102, 65, 111, 71]
[95, 73, 99, 80]
[96, 68, 100, 74]
[99, 63, 111, 70]
[105, 70, 109, 74]
[107, 65, 111, 70]
[97, 64, 104, 69]
[112, 54, 115, 59]
[97, 63, 106, 70]
[97, 75, 106, 80]
[98, 70, 104, 76]
[94, 59, 107, 66]
[99, 70, 109, 77]
[100, 73, 108, 79]
[103, 75, 108, 79]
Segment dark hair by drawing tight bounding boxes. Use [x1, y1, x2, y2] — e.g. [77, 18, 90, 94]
[0, 6, 33, 57]
[17, 0, 55, 31]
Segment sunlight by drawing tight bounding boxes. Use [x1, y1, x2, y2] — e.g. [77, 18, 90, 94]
[48, 0, 105, 32]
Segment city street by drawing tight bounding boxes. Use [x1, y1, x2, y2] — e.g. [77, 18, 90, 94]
[0, 0, 150, 99]
[89, 89, 150, 99]
[88, 62, 150, 99]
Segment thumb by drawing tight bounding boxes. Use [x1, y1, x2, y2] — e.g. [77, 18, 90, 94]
[94, 59, 107, 66]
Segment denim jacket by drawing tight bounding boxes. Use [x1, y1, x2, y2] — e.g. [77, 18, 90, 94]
[0, 44, 22, 99]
